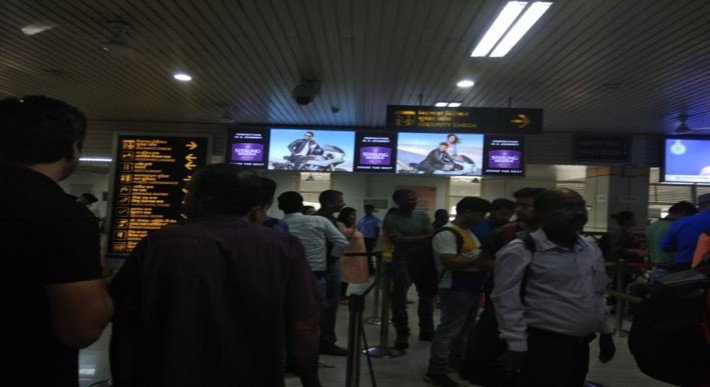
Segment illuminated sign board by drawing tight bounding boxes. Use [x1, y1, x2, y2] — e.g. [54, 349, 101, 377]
[573, 135, 631, 162]
[109, 135, 209, 253]
[226, 128, 269, 169]
[354, 131, 397, 172]
[482, 136, 525, 176]
[386, 105, 543, 134]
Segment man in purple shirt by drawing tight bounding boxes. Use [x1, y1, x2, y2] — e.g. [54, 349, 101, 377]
[110, 165, 323, 387]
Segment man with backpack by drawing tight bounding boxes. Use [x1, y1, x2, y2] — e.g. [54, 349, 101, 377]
[492, 188, 615, 386]
[425, 197, 490, 387]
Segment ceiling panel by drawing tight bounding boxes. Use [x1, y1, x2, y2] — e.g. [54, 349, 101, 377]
[1, 0, 709, 133]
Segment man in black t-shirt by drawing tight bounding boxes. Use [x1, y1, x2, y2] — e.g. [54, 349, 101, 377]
[0, 96, 114, 386]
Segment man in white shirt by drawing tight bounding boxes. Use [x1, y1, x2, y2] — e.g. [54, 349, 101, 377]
[278, 191, 349, 356]
[492, 188, 615, 386]
[425, 197, 490, 387]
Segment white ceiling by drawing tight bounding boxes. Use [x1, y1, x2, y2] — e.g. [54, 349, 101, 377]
[1, 0, 710, 134]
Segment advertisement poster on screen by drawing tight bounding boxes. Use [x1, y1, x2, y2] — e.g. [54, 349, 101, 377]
[663, 137, 710, 184]
[353, 131, 397, 172]
[395, 132, 483, 176]
[227, 128, 269, 169]
[482, 136, 525, 176]
[267, 128, 355, 172]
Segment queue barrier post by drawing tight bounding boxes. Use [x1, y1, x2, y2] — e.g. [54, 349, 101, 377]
[614, 259, 629, 337]
[362, 261, 404, 359]
[365, 253, 383, 325]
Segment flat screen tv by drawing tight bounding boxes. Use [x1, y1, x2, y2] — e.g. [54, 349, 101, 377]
[267, 128, 355, 172]
[395, 132, 483, 175]
[226, 128, 269, 169]
[662, 137, 710, 184]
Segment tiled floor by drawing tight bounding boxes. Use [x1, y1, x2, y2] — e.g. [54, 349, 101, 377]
[80, 281, 672, 387]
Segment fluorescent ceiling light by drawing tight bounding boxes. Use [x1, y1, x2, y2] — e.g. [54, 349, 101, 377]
[447, 102, 462, 107]
[80, 157, 112, 163]
[173, 73, 192, 82]
[435, 102, 448, 107]
[21, 22, 58, 36]
[456, 79, 475, 88]
[470, 1, 528, 57]
[490, 2, 553, 57]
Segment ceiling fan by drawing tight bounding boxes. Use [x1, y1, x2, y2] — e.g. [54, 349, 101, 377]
[673, 114, 710, 134]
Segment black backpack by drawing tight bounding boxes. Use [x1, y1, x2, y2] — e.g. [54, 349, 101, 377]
[460, 232, 535, 386]
[628, 264, 710, 386]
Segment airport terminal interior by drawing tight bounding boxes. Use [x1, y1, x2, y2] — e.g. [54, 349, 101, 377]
[3, 0, 710, 386]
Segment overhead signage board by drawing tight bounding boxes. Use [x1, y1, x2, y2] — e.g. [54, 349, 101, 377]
[386, 105, 543, 134]
[226, 128, 269, 169]
[573, 135, 631, 162]
[482, 136, 525, 176]
[109, 135, 209, 254]
[353, 131, 397, 172]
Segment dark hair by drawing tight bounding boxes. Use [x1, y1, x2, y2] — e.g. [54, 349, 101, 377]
[301, 205, 315, 214]
[278, 191, 304, 213]
[434, 209, 449, 221]
[364, 204, 375, 210]
[439, 142, 449, 147]
[513, 187, 547, 199]
[446, 133, 460, 144]
[491, 198, 515, 211]
[0, 95, 87, 164]
[668, 200, 697, 216]
[183, 164, 263, 219]
[259, 177, 277, 208]
[318, 189, 342, 206]
[305, 131, 314, 137]
[337, 207, 357, 226]
[392, 188, 414, 202]
[611, 210, 635, 225]
[456, 197, 491, 214]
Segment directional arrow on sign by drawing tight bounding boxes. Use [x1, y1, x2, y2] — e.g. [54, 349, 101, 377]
[510, 114, 531, 128]
[185, 154, 197, 162]
[186, 141, 198, 150]
[184, 161, 196, 170]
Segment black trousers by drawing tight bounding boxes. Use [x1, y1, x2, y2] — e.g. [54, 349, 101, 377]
[517, 328, 593, 387]
[364, 238, 377, 273]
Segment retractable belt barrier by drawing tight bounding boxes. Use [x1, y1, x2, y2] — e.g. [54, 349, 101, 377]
[343, 251, 382, 387]
[603, 259, 654, 336]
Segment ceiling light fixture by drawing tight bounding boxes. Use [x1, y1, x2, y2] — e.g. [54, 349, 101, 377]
[79, 157, 113, 163]
[447, 102, 462, 107]
[435, 102, 448, 107]
[490, 2, 553, 57]
[436, 101, 463, 107]
[470, 1, 552, 58]
[173, 73, 192, 82]
[471, 1, 527, 57]
[456, 79, 475, 88]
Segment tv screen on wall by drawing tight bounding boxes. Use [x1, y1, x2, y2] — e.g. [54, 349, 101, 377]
[663, 137, 710, 184]
[267, 128, 355, 172]
[395, 132, 483, 175]
[226, 128, 269, 169]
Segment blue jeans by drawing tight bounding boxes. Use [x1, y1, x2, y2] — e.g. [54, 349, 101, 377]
[389, 259, 434, 337]
[319, 259, 341, 347]
[427, 289, 481, 375]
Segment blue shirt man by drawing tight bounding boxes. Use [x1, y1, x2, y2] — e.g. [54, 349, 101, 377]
[356, 205, 381, 239]
[662, 193, 710, 264]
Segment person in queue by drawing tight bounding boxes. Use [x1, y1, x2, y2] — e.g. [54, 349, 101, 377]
[662, 193, 710, 269]
[645, 200, 697, 281]
[492, 188, 615, 386]
[110, 166, 323, 387]
[383, 188, 436, 349]
[0, 95, 114, 386]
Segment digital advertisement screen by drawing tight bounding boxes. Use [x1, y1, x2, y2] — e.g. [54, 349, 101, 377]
[353, 131, 397, 172]
[482, 136, 525, 176]
[663, 137, 710, 184]
[395, 132, 483, 175]
[267, 128, 355, 172]
[226, 128, 269, 168]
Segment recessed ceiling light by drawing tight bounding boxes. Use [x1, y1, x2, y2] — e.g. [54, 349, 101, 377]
[457, 79, 475, 88]
[490, 2, 553, 57]
[21, 22, 58, 36]
[435, 102, 448, 107]
[79, 157, 113, 163]
[471, 1, 528, 57]
[173, 73, 192, 82]
[448, 102, 462, 107]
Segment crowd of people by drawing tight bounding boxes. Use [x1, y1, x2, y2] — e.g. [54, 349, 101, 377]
[2, 95, 708, 387]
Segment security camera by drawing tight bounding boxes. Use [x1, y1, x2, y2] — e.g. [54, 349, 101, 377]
[331, 106, 340, 114]
[292, 80, 320, 106]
